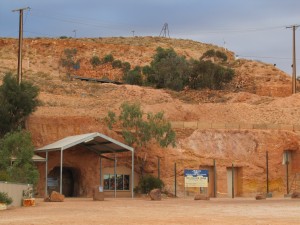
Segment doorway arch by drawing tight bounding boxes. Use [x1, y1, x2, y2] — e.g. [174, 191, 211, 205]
[48, 166, 80, 197]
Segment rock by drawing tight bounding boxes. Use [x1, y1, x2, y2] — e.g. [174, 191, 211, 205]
[93, 186, 104, 201]
[255, 194, 266, 200]
[291, 192, 300, 198]
[149, 189, 161, 201]
[194, 194, 210, 200]
[50, 191, 65, 202]
[44, 196, 51, 202]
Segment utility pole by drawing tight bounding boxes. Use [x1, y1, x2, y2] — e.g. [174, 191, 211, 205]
[131, 30, 135, 37]
[287, 25, 299, 94]
[12, 7, 30, 85]
[73, 29, 77, 38]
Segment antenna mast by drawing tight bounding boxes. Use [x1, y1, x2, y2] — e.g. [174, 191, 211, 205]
[159, 23, 170, 38]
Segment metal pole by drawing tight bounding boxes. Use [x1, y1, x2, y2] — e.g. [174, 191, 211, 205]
[286, 160, 289, 195]
[174, 163, 177, 197]
[132, 149, 134, 198]
[266, 151, 269, 194]
[213, 159, 217, 198]
[114, 155, 117, 198]
[232, 163, 234, 199]
[158, 157, 160, 179]
[60, 149, 63, 194]
[45, 151, 48, 197]
[100, 157, 102, 186]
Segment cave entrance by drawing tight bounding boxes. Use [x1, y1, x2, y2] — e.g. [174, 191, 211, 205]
[48, 166, 80, 197]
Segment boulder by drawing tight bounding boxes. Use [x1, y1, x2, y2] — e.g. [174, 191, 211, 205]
[194, 194, 210, 200]
[93, 186, 104, 201]
[149, 189, 161, 201]
[50, 191, 65, 202]
[291, 192, 300, 198]
[255, 193, 266, 200]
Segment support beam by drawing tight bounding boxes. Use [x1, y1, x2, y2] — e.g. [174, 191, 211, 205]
[131, 149, 134, 198]
[45, 151, 48, 197]
[60, 149, 63, 194]
[232, 163, 234, 199]
[114, 155, 117, 198]
[213, 159, 217, 198]
[174, 163, 177, 197]
[158, 157, 160, 179]
[100, 157, 102, 186]
[266, 151, 269, 194]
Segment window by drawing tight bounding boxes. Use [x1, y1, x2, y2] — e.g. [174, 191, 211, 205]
[104, 174, 129, 190]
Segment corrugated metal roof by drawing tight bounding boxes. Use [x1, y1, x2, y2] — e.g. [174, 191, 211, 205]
[35, 132, 133, 154]
[11, 154, 46, 162]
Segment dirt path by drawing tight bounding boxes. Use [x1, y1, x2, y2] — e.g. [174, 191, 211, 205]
[1, 198, 299, 225]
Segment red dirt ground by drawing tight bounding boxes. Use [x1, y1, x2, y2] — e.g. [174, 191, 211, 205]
[1, 197, 299, 225]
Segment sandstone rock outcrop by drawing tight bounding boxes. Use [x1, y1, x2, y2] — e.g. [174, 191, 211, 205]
[149, 189, 161, 201]
[50, 191, 65, 202]
[194, 194, 210, 200]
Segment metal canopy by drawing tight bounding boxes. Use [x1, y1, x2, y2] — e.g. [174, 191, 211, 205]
[35, 132, 134, 199]
[35, 132, 134, 153]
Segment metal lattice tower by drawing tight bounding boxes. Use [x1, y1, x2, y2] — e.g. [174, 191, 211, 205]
[159, 23, 170, 38]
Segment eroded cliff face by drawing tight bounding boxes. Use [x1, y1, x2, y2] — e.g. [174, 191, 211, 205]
[28, 115, 300, 197]
[2, 36, 298, 197]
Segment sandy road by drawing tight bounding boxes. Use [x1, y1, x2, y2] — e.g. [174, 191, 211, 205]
[0, 197, 299, 225]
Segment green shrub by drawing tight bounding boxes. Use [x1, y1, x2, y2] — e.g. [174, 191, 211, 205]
[145, 47, 189, 91]
[123, 66, 143, 85]
[216, 50, 228, 62]
[0, 192, 13, 205]
[112, 59, 122, 68]
[103, 54, 114, 63]
[136, 175, 164, 194]
[189, 60, 234, 90]
[121, 62, 131, 73]
[90, 56, 102, 68]
[201, 49, 216, 59]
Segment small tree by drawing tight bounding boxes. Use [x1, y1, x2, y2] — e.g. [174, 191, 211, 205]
[0, 73, 39, 137]
[121, 62, 131, 73]
[103, 54, 114, 63]
[122, 66, 143, 85]
[60, 48, 80, 78]
[0, 130, 39, 185]
[90, 55, 102, 68]
[112, 59, 122, 69]
[105, 102, 176, 176]
[144, 47, 190, 91]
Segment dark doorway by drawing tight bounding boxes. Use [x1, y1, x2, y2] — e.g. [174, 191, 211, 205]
[48, 166, 80, 197]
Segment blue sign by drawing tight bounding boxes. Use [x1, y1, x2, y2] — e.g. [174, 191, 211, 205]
[184, 169, 209, 187]
[184, 169, 208, 177]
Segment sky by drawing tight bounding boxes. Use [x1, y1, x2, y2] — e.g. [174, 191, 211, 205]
[1, 0, 300, 75]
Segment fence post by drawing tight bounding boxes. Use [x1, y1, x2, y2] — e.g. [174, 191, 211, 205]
[174, 163, 177, 197]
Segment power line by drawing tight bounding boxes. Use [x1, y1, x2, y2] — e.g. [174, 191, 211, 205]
[236, 54, 300, 61]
